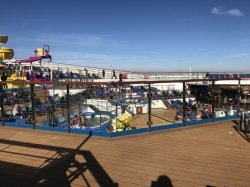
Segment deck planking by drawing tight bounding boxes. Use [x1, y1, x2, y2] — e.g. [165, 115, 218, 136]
[0, 120, 249, 187]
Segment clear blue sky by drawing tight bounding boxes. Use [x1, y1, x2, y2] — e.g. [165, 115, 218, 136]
[1, 0, 250, 72]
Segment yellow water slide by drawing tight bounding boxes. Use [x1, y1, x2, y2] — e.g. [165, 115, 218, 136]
[0, 48, 14, 61]
[0, 35, 8, 44]
[7, 73, 28, 88]
[0, 35, 14, 61]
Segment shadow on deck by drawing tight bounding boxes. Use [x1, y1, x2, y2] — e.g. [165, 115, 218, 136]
[0, 134, 119, 187]
[0, 135, 174, 187]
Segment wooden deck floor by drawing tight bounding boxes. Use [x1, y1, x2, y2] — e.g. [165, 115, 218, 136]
[0, 120, 249, 187]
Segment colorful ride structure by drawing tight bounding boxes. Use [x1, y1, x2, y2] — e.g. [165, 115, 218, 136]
[19, 45, 51, 64]
[0, 35, 14, 61]
[17, 45, 52, 83]
[1, 34, 53, 88]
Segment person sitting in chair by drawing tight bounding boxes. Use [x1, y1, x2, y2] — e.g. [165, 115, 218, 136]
[87, 113, 99, 127]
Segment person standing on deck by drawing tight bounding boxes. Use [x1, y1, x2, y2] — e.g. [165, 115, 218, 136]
[1, 72, 8, 88]
[119, 73, 122, 82]
[112, 69, 116, 79]
[102, 69, 105, 78]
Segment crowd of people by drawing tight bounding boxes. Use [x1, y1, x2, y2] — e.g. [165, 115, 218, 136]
[0, 62, 129, 89]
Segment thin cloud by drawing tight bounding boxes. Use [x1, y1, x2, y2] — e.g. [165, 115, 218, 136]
[53, 51, 168, 71]
[211, 7, 244, 17]
[14, 47, 31, 52]
[227, 9, 244, 17]
[149, 50, 162, 55]
[211, 8, 225, 16]
[54, 51, 127, 62]
[27, 33, 128, 48]
[228, 53, 248, 58]
[238, 38, 250, 42]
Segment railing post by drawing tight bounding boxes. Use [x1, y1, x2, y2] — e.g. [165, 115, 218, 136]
[0, 83, 5, 126]
[79, 69, 82, 82]
[147, 83, 152, 131]
[182, 82, 186, 126]
[85, 68, 88, 82]
[30, 83, 36, 129]
[237, 79, 241, 114]
[44, 84, 46, 102]
[115, 102, 118, 117]
[67, 84, 71, 133]
[211, 81, 215, 122]
[109, 112, 112, 138]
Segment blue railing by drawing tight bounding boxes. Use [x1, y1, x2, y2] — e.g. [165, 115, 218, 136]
[1, 115, 239, 138]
